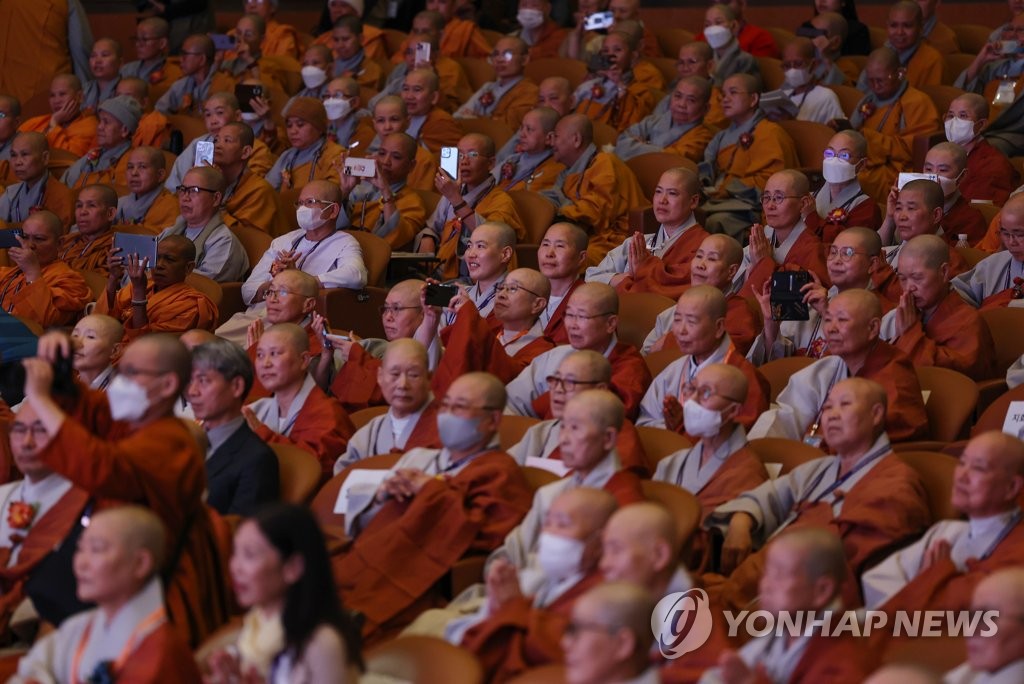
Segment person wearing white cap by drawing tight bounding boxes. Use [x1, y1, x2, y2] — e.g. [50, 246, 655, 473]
[61, 95, 141, 189]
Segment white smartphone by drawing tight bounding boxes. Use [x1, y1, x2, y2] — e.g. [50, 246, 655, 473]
[583, 11, 614, 31]
[415, 41, 431, 64]
[1001, 40, 1020, 55]
[195, 140, 214, 167]
[343, 157, 376, 178]
[897, 172, 938, 190]
[440, 146, 459, 179]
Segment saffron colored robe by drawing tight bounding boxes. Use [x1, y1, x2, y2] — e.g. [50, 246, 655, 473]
[0, 262, 91, 328]
[19, 113, 98, 157]
[96, 281, 219, 341]
[439, 17, 492, 58]
[613, 225, 710, 299]
[58, 230, 113, 275]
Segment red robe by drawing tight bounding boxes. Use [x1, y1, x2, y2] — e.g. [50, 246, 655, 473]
[253, 385, 356, 481]
[739, 228, 830, 300]
[0, 261, 91, 328]
[108, 621, 204, 683]
[335, 451, 531, 642]
[961, 139, 1019, 207]
[855, 341, 930, 442]
[329, 343, 385, 413]
[806, 196, 883, 244]
[872, 246, 968, 302]
[941, 195, 989, 246]
[531, 342, 652, 422]
[658, 291, 762, 358]
[542, 279, 582, 346]
[461, 572, 604, 683]
[614, 226, 711, 299]
[706, 454, 931, 611]
[546, 419, 650, 478]
[891, 289, 995, 380]
[432, 306, 555, 398]
[40, 389, 230, 647]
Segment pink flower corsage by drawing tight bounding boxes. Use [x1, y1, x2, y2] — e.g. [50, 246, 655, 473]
[739, 132, 754, 149]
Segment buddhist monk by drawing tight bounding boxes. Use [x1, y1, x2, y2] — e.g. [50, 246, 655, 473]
[214, 121, 281, 236]
[879, 234, 995, 378]
[23, 332, 231, 646]
[265, 98, 343, 192]
[542, 114, 645, 266]
[0, 132, 73, 227]
[245, 322, 355, 479]
[637, 286, 769, 434]
[61, 95, 140, 190]
[495, 107, 564, 194]
[700, 4, 761, 87]
[505, 282, 652, 421]
[922, 141, 988, 245]
[297, 43, 332, 100]
[220, 14, 293, 94]
[242, 0, 300, 59]
[615, 76, 716, 163]
[952, 193, 1024, 309]
[59, 183, 117, 274]
[154, 34, 236, 116]
[513, 0, 568, 60]
[454, 36, 537, 131]
[315, 0, 387, 61]
[70, 314, 123, 390]
[120, 17, 183, 90]
[379, 16, 472, 113]
[337, 371, 531, 642]
[357, 96, 436, 194]
[97, 234, 219, 340]
[329, 16, 384, 92]
[749, 289, 929, 443]
[427, 0, 492, 58]
[944, 568, 1024, 682]
[588, 167, 709, 299]
[954, 12, 1024, 100]
[776, 37, 846, 124]
[17, 74, 97, 157]
[401, 68, 464, 154]
[0, 210, 90, 328]
[11, 507, 201, 682]
[854, 0, 943, 88]
[537, 222, 588, 345]
[707, 378, 931, 609]
[943, 93, 1019, 206]
[571, 30, 656, 132]
[806, 130, 883, 242]
[114, 146, 179, 230]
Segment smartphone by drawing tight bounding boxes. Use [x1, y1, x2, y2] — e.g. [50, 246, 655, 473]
[769, 270, 811, 322]
[195, 140, 214, 167]
[0, 229, 23, 249]
[113, 232, 158, 266]
[415, 41, 431, 64]
[795, 26, 828, 39]
[343, 157, 376, 178]
[440, 146, 459, 180]
[210, 33, 236, 51]
[587, 51, 614, 72]
[234, 84, 264, 113]
[583, 10, 614, 31]
[1001, 40, 1020, 55]
[897, 172, 939, 190]
[424, 283, 459, 308]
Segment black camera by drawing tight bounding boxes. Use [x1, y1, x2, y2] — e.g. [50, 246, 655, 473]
[587, 51, 614, 73]
[0, 349, 77, 407]
[424, 283, 459, 308]
[769, 271, 811, 321]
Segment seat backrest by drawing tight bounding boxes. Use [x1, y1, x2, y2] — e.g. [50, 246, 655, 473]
[755, 56, 785, 91]
[77, 269, 106, 301]
[47, 149, 78, 179]
[319, 285, 388, 339]
[636, 426, 692, 470]
[365, 635, 484, 684]
[827, 84, 864, 118]
[649, 57, 679, 85]
[972, 383, 1024, 436]
[382, 28, 408, 57]
[228, 224, 273, 270]
[350, 405, 388, 430]
[955, 246, 989, 269]
[592, 120, 618, 148]
[166, 113, 208, 148]
[895, 450, 961, 521]
[458, 117, 514, 150]
[270, 443, 322, 504]
[452, 57, 495, 91]
[747, 437, 825, 476]
[981, 307, 1024, 376]
[507, 190, 557, 244]
[617, 292, 676, 354]
[758, 356, 816, 403]
[343, 229, 392, 288]
[943, 53, 976, 88]
[522, 466, 560, 492]
[624, 153, 698, 202]
[217, 281, 246, 326]
[764, 27, 796, 52]
[915, 366, 978, 442]
[498, 414, 541, 450]
[311, 453, 400, 530]
[524, 58, 587, 90]
[640, 480, 703, 550]
[869, 25, 887, 49]
[644, 346, 683, 379]
[276, 187, 302, 235]
[952, 24, 992, 54]
[918, 84, 967, 118]
[653, 27, 695, 58]
[775, 120, 833, 173]
[185, 272, 223, 307]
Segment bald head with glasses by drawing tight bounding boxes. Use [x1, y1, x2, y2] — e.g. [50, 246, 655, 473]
[177, 166, 224, 228]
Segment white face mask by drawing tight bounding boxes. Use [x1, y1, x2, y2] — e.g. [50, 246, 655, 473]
[107, 374, 151, 421]
[937, 172, 962, 197]
[536, 531, 585, 581]
[240, 111, 261, 123]
[822, 156, 858, 184]
[683, 398, 724, 438]
[704, 25, 732, 49]
[784, 67, 811, 88]
[300, 65, 328, 90]
[944, 117, 976, 146]
[323, 97, 352, 121]
[517, 8, 544, 29]
[295, 204, 329, 231]
[436, 412, 485, 452]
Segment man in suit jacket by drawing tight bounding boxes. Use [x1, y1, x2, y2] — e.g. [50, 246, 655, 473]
[187, 338, 279, 516]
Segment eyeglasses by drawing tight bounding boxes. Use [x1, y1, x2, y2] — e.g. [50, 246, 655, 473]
[265, 287, 307, 300]
[176, 185, 218, 196]
[118, 366, 168, 379]
[496, 282, 541, 297]
[827, 245, 870, 261]
[760, 193, 803, 205]
[438, 400, 501, 413]
[131, 35, 160, 43]
[293, 198, 336, 208]
[563, 311, 614, 322]
[379, 304, 420, 316]
[999, 228, 1024, 243]
[546, 375, 602, 392]
[487, 49, 518, 63]
[681, 383, 744, 403]
[458, 150, 491, 160]
[822, 149, 855, 162]
[677, 58, 702, 66]
[564, 621, 616, 638]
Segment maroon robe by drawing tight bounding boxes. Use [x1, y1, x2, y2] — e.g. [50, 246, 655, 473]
[614, 226, 711, 299]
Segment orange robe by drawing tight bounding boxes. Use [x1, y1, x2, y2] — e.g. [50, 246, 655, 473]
[19, 113, 98, 157]
[614, 225, 711, 299]
[64, 150, 131, 191]
[666, 123, 716, 165]
[554, 150, 645, 267]
[463, 78, 538, 132]
[314, 25, 388, 62]
[133, 111, 172, 149]
[532, 342, 652, 422]
[96, 281, 219, 341]
[222, 169, 281, 235]
[440, 17, 492, 58]
[335, 450, 531, 641]
[573, 80, 656, 132]
[942, 195, 989, 246]
[498, 155, 564, 194]
[413, 108, 464, 156]
[0, 176, 74, 228]
[461, 572, 604, 683]
[58, 230, 114, 275]
[633, 59, 665, 92]
[961, 139, 1019, 207]
[977, 211, 1004, 253]
[336, 55, 385, 92]
[345, 184, 426, 249]
[0, 0, 81, 103]
[925, 21, 960, 55]
[890, 289, 995, 380]
[40, 391, 231, 646]
[262, 19, 301, 60]
[118, 189, 180, 234]
[435, 186, 524, 281]
[904, 42, 944, 89]
[329, 343, 385, 413]
[713, 118, 798, 195]
[432, 306, 555, 398]
[252, 385, 356, 480]
[521, 21, 568, 60]
[275, 139, 344, 192]
[0, 261, 90, 328]
[857, 86, 941, 203]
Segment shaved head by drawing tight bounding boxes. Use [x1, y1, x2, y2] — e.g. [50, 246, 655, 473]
[275, 268, 320, 298]
[926, 141, 968, 173]
[449, 371, 506, 411]
[769, 169, 811, 196]
[186, 165, 226, 193]
[951, 93, 989, 120]
[554, 487, 619, 539]
[901, 178, 945, 210]
[508, 267, 550, 299]
[830, 287, 883, 321]
[702, 234, 743, 267]
[603, 501, 681, 580]
[22, 210, 64, 241]
[129, 334, 192, 394]
[901, 234, 949, 269]
[570, 282, 618, 315]
[867, 46, 901, 72]
[475, 220, 517, 249]
[558, 113, 593, 146]
[770, 527, 848, 586]
[724, 72, 762, 95]
[180, 329, 217, 349]
[830, 130, 867, 158]
[559, 349, 613, 384]
[381, 337, 429, 370]
[264, 322, 310, 353]
[785, 36, 816, 60]
[544, 222, 589, 252]
[679, 284, 727, 320]
[566, 389, 625, 432]
[89, 505, 167, 572]
[53, 73, 82, 92]
[839, 226, 883, 255]
[571, 583, 657, 667]
[15, 131, 48, 155]
[698, 362, 748, 403]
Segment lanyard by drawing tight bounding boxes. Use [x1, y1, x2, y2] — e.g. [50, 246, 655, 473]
[285, 141, 326, 183]
[979, 509, 1023, 560]
[498, 327, 531, 348]
[811, 442, 890, 504]
[432, 447, 488, 474]
[11, 178, 46, 223]
[289, 230, 338, 269]
[677, 345, 734, 400]
[0, 270, 27, 312]
[71, 606, 167, 684]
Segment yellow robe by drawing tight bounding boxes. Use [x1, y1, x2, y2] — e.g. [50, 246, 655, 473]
[713, 118, 799, 194]
[436, 187, 524, 280]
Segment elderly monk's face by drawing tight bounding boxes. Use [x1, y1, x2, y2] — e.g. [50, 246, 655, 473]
[894, 189, 939, 242]
[213, 126, 249, 167]
[671, 296, 723, 357]
[377, 350, 431, 416]
[490, 39, 528, 80]
[677, 45, 712, 79]
[255, 331, 309, 393]
[372, 102, 407, 138]
[48, 78, 80, 115]
[177, 170, 221, 225]
[599, 515, 658, 586]
[758, 541, 827, 615]
[896, 252, 947, 311]
[375, 136, 416, 182]
[10, 138, 47, 182]
[669, 80, 708, 127]
[820, 381, 879, 452]
[691, 238, 737, 289]
[74, 187, 115, 237]
[179, 38, 208, 76]
[564, 294, 616, 352]
[952, 439, 1022, 517]
[18, 218, 60, 267]
[125, 150, 165, 195]
[538, 226, 585, 280]
[235, 17, 263, 53]
[381, 289, 423, 340]
[822, 296, 876, 357]
[71, 317, 119, 376]
[494, 271, 542, 322]
[826, 231, 875, 288]
[151, 239, 193, 290]
[966, 576, 1024, 673]
[73, 514, 141, 605]
[265, 274, 315, 325]
[549, 356, 604, 419]
[9, 407, 51, 479]
[517, 111, 551, 155]
[719, 77, 756, 121]
[457, 136, 495, 187]
[761, 176, 805, 230]
[558, 399, 614, 472]
[864, 60, 901, 100]
[132, 22, 166, 61]
[537, 81, 572, 116]
[401, 72, 437, 118]
[96, 110, 128, 149]
[887, 7, 921, 51]
[1000, 207, 1024, 261]
[653, 171, 698, 229]
[561, 592, 625, 684]
[285, 115, 321, 151]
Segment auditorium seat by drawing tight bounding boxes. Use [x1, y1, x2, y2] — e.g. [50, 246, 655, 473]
[452, 57, 495, 92]
[271, 442, 322, 504]
[524, 58, 587, 90]
[640, 479, 702, 552]
[914, 366, 978, 443]
[951, 24, 994, 54]
[457, 117, 514, 149]
[624, 152, 698, 201]
[653, 27, 695, 57]
[508, 189, 557, 244]
[618, 292, 676, 351]
[757, 356, 816, 403]
[365, 635, 484, 684]
[344, 229, 392, 288]
[350, 405, 388, 430]
[894, 450, 961, 521]
[636, 426, 691, 472]
[747, 437, 825, 477]
[644, 347, 683, 379]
